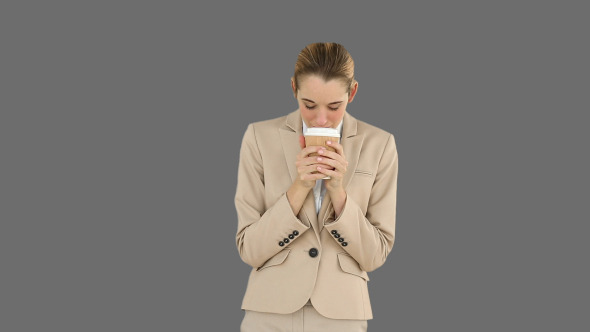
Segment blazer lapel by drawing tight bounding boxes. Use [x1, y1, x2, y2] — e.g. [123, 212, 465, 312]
[318, 112, 364, 226]
[279, 111, 301, 184]
[341, 113, 363, 192]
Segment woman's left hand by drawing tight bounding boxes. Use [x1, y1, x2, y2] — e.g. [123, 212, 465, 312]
[316, 140, 348, 192]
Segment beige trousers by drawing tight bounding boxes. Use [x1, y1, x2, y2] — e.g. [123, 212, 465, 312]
[240, 301, 368, 332]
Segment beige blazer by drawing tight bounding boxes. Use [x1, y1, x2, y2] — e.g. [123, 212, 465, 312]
[235, 109, 398, 320]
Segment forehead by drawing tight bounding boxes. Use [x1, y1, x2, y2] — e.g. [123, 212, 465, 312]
[298, 75, 348, 100]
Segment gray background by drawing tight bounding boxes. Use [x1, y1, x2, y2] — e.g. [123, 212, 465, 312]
[2, 1, 588, 331]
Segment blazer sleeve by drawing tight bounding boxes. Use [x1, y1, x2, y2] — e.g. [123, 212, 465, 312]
[323, 133, 398, 272]
[235, 124, 311, 268]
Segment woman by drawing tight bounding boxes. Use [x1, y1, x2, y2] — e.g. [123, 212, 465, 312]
[235, 42, 399, 331]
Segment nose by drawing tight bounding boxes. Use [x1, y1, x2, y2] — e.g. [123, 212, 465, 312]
[315, 110, 328, 126]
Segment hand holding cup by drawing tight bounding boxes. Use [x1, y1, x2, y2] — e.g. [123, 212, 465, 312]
[303, 128, 340, 179]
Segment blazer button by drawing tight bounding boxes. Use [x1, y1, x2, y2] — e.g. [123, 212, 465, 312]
[341, 242, 348, 247]
[279, 241, 284, 246]
[338, 238, 344, 242]
[333, 233, 340, 238]
[283, 238, 290, 244]
[292, 230, 299, 236]
[288, 234, 294, 239]
[309, 248, 318, 258]
[331, 230, 338, 234]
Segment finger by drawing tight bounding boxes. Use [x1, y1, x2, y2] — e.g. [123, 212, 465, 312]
[299, 145, 324, 159]
[298, 155, 332, 168]
[296, 156, 314, 167]
[299, 165, 331, 180]
[326, 140, 344, 156]
[299, 173, 326, 182]
[316, 165, 342, 178]
[314, 156, 339, 170]
[304, 173, 330, 182]
[300, 163, 334, 175]
[317, 148, 347, 166]
[317, 159, 346, 174]
[296, 147, 314, 161]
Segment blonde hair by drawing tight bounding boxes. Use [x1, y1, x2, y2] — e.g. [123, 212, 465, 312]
[293, 42, 356, 93]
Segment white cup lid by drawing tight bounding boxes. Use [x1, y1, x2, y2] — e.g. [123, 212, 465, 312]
[304, 127, 340, 137]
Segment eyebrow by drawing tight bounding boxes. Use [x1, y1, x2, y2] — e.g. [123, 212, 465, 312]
[302, 98, 343, 105]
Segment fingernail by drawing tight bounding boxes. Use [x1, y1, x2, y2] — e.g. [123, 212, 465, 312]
[317, 157, 322, 161]
[327, 141, 332, 145]
[318, 149, 324, 154]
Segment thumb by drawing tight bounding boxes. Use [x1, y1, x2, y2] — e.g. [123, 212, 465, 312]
[299, 135, 306, 149]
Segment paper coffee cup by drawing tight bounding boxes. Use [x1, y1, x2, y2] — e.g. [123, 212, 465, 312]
[304, 128, 340, 179]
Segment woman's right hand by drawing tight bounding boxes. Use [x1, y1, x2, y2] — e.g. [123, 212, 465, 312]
[294, 135, 333, 189]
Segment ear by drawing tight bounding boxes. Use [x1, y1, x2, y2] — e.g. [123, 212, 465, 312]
[291, 77, 297, 98]
[348, 81, 358, 103]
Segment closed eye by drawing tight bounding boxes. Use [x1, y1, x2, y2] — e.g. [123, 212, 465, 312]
[305, 105, 339, 111]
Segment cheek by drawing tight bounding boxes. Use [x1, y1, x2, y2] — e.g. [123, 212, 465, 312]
[300, 105, 313, 115]
[330, 110, 345, 122]
[300, 108, 313, 123]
